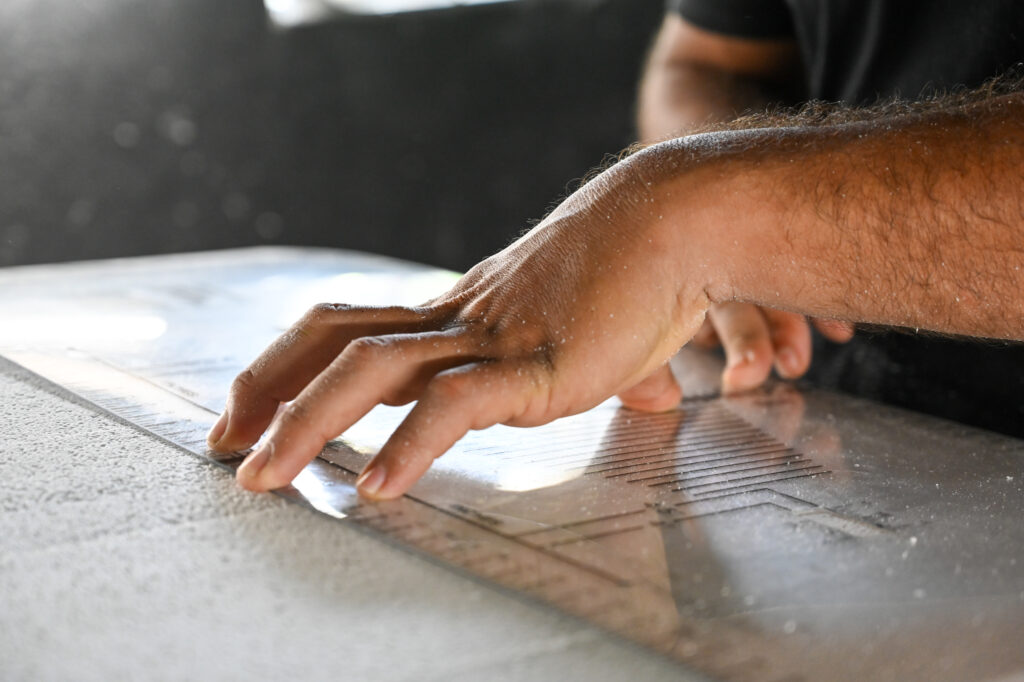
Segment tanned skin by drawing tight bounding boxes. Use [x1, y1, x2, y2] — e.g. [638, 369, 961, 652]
[209, 17, 1024, 500]
[638, 15, 854, 394]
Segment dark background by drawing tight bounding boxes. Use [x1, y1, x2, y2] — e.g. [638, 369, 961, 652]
[0, 0, 666, 272]
[6, 0, 1024, 438]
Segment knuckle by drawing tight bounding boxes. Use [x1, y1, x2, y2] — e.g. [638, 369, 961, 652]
[723, 330, 770, 351]
[278, 400, 313, 426]
[343, 336, 389, 362]
[450, 295, 498, 331]
[230, 368, 259, 397]
[421, 298, 461, 323]
[302, 302, 333, 324]
[480, 318, 505, 341]
[429, 370, 472, 403]
[486, 324, 544, 358]
[275, 400, 332, 443]
[302, 302, 351, 326]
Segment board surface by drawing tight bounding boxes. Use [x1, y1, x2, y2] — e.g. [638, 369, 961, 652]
[3, 247, 1023, 681]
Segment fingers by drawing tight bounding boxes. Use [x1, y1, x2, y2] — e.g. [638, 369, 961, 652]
[235, 329, 477, 492]
[697, 304, 819, 391]
[813, 317, 855, 343]
[209, 304, 435, 453]
[761, 308, 812, 379]
[689, 318, 719, 348]
[708, 302, 774, 394]
[616, 362, 682, 412]
[356, 360, 550, 500]
[761, 383, 807, 442]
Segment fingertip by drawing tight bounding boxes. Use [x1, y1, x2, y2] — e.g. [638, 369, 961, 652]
[209, 396, 285, 454]
[721, 349, 772, 394]
[236, 472, 268, 492]
[620, 388, 682, 412]
[211, 405, 280, 453]
[774, 345, 809, 379]
[356, 462, 389, 499]
[212, 431, 259, 454]
[814, 318, 855, 343]
[207, 411, 228, 449]
[708, 302, 774, 394]
[235, 440, 305, 492]
[617, 365, 682, 412]
[759, 310, 811, 379]
[361, 418, 451, 501]
[235, 445, 272, 492]
[360, 448, 426, 500]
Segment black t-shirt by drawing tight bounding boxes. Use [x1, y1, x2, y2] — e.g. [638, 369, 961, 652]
[669, 0, 1024, 103]
[667, 0, 1024, 438]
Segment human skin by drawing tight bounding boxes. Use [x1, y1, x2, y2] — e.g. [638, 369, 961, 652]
[638, 14, 854, 394]
[208, 85, 1024, 500]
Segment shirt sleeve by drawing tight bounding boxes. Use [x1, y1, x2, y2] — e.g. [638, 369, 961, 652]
[666, 0, 795, 39]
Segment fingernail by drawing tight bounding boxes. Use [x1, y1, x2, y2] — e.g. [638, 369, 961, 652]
[776, 347, 799, 376]
[207, 412, 229, 448]
[238, 445, 271, 480]
[727, 348, 756, 370]
[356, 464, 387, 498]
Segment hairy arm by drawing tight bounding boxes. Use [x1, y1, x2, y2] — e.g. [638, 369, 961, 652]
[662, 91, 1024, 339]
[633, 14, 853, 397]
[211, 86, 1024, 500]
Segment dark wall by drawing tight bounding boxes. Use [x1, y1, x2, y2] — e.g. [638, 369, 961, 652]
[0, 0, 665, 271]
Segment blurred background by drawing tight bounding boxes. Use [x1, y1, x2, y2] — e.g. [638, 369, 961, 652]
[0, 0, 665, 272]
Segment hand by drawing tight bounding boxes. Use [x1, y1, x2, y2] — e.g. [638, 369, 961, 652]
[207, 156, 713, 500]
[689, 302, 854, 393]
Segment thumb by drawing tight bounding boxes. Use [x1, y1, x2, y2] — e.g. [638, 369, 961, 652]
[616, 363, 682, 412]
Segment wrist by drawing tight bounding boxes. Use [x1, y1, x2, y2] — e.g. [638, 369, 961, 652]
[630, 136, 763, 308]
[636, 130, 833, 317]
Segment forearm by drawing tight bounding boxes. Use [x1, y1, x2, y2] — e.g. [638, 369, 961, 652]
[636, 16, 800, 144]
[214, 60, 1024, 500]
[637, 61, 773, 143]
[645, 92, 1024, 340]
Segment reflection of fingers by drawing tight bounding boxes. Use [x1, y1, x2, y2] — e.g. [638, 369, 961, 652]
[357, 360, 550, 500]
[766, 384, 806, 442]
[616, 363, 682, 412]
[210, 304, 434, 452]
[690, 319, 719, 348]
[235, 329, 477, 492]
[813, 318, 855, 343]
[803, 426, 842, 459]
[709, 302, 773, 394]
[761, 309, 812, 379]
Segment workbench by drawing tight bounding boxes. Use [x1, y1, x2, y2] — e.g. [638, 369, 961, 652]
[3, 248, 1023, 682]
